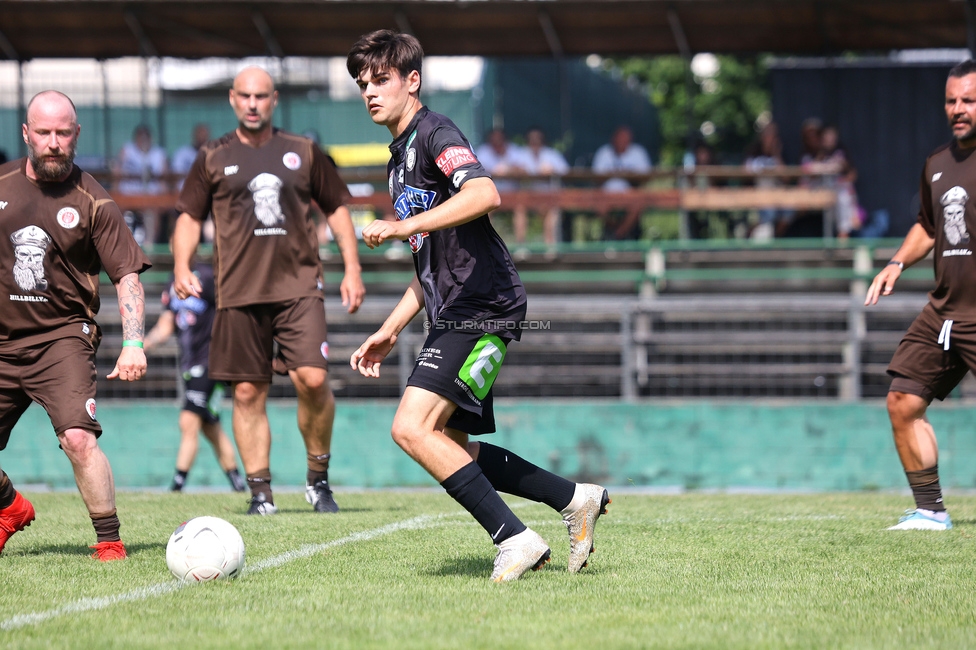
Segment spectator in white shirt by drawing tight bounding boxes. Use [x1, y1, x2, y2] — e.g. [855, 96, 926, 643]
[171, 123, 211, 181]
[517, 127, 569, 246]
[591, 125, 652, 239]
[475, 128, 527, 193]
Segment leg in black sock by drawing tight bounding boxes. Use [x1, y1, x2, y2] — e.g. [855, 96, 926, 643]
[476, 443, 575, 511]
[906, 465, 945, 512]
[441, 462, 525, 544]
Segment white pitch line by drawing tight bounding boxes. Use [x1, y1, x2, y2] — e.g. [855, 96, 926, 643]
[1, 512, 451, 632]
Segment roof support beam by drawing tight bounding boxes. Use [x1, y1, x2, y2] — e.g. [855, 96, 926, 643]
[252, 11, 284, 58]
[395, 11, 414, 36]
[967, 0, 976, 58]
[0, 28, 19, 60]
[124, 10, 158, 58]
[667, 6, 691, 58]
[538, 10, 564, 58]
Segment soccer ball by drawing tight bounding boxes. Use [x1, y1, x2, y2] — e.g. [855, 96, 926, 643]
[166, 516, 245, 582]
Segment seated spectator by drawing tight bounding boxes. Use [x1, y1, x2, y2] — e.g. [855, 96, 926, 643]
[516, 127, 569, 247]
[114, 124, 168, 195]
[799, 117, 823, 166]
[744, 121, 792, 240]
[475, 128, 526, 193]
[171, 123, 211, 181]
[113, 124, 168, 245]
[810, 125, 862, 238]
[592, 125, 652, 239]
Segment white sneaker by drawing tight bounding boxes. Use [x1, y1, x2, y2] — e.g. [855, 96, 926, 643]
[563, 484, 610, 573]
[491, 528, 551, 583]
[246, 495, 279, 516]
[888, 508, 952, 530]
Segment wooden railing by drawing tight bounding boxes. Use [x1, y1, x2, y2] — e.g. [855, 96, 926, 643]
[99, 166, 841, 239]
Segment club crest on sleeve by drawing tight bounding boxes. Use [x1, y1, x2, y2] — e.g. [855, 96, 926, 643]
[283, 152, 302, 170]
[57, 207, 80, 229]
[320, 342, 329, 359]
[85, 398, 97, 421]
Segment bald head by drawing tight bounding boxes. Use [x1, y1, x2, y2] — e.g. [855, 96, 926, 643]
[230, 67, 278, 139]
[233, 66, 275, 94]
[23, 91, 80, 182]
[26, 91, 77, 127]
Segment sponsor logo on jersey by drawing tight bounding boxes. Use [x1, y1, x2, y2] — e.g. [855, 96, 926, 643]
[57, 207, 80, 229]
[435, 147, 477, 176]
[941, 185, 971, 248]
[393, 185, 436, 252]
[86, 398, 97, 421]
[933, 172, 943, 182]
[320, 342, 329, 359]
[388, 171, 395, 196]
[283, 152, 302, 170]
[224, 165, 239, 176]
[452, 170, 468, 188]
[9, 225, 52, 293]
[0, 201, 7, 210]
[82, 322, 90, 334]
[406, 148, 417, 171]
[248, 173, 286, 227]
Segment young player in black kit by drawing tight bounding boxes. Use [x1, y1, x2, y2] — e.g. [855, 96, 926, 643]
[145, 260, 246, 493]
[347, 30, 609, 582]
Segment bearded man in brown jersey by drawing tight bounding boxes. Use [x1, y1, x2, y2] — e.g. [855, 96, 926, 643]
[172, 67, 364, 515]
[865, 59, 976, 531]
[0, 91, 151, 560]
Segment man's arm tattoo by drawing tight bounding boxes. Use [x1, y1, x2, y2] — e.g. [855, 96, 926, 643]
[117, 273, 146, 341]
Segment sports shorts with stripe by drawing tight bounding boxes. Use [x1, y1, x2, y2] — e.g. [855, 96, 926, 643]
[887, 302, 976, 402]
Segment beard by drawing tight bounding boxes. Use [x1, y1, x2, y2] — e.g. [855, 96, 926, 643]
[27, 139, 76, 182]
[13, 263, 46, 291]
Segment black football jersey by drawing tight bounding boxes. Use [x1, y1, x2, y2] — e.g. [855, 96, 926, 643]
[387, 107, 527, 335]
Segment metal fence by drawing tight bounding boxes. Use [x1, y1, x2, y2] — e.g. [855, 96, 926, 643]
[94, 291, 931, 403]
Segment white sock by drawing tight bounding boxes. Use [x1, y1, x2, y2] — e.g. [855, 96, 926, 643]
[560, 484, 587, 517]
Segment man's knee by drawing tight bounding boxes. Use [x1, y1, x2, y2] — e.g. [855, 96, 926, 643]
[58, 428, 98, 458]
[233, 382, 267, 409]
[292, 367, 329, 394]
[887, 390, 926, 425]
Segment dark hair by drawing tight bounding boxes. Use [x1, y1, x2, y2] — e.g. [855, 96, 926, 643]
[346, 30, 424, 88]
[948, 59, 976, 79]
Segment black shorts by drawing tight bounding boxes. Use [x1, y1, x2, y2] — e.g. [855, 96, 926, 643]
[209, 296, 329, 383]
[888, 303, 976, 401]
[406, 323, 514, 436]
[0, 336, 102, 450]
[181, 367, 224, 424]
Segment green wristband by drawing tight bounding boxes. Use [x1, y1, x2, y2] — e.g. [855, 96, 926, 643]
[122, 340, 144, 348]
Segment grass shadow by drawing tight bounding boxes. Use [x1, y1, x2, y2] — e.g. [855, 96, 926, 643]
[427, 554, 490, 578]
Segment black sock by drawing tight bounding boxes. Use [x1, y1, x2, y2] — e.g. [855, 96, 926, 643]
[91, 509, 121, 542]
[246, 469, 274, 504]
[307, 469, 330, 486]
[441, 462, 525, 544]
[171, 470, 188, 492]
[226, 469, 246, 492]
[476, 443, 575, 511]
[0, 470, 15, 509]
[906, 465, 945, 512]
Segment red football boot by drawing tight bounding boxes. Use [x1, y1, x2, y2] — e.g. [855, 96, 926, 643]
[0, 491, 36, 555]
[90, 540, 127, 561]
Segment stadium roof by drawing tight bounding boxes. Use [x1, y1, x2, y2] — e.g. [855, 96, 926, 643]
[0, 0, 967, 60]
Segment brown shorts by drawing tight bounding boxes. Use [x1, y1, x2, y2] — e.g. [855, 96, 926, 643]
[0, 336, 101, 450]
[209, 296, 329, 383]
[887, 303, 976, 402]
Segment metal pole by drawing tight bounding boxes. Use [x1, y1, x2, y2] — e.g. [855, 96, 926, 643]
[16, 61, 25, 158]
[620, 308, 636, 400]
[101, 60, 112, 166]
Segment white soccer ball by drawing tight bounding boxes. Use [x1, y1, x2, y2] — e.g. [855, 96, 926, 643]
[166, 516, 245, 582]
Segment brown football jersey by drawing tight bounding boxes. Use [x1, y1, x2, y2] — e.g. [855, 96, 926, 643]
[0, 158, 151, 349]
[918, 142, 976, 319]
[176, 129, 350, 309]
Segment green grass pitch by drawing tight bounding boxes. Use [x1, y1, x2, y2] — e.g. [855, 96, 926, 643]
[2, 490, 975, 649]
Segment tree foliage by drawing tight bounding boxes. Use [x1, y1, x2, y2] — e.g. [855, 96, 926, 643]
[610, 55, 771, 166]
